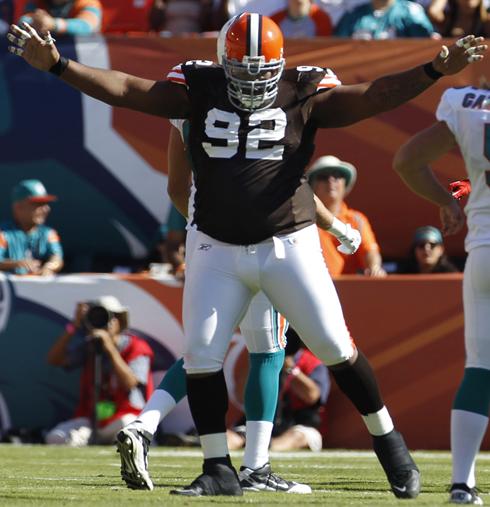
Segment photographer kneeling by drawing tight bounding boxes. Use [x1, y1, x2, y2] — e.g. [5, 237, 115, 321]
[45, 296, 154, 446]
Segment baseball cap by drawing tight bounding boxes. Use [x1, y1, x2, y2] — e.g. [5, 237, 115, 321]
[12, 179, 57, 204]
[90, 295, 128, 314]
[307, 155, 358, 195]
[412, 226, 443, 245]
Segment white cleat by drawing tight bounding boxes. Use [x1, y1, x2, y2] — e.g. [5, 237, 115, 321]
[239, 463, 312, 494]
[449, 486, 483, 505]
[116, 427, 153, 491]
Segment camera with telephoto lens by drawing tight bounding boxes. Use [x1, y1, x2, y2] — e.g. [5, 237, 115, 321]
[83, 304, 113, 331]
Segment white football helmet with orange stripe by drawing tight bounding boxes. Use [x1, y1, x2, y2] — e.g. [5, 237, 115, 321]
[217, 13, 285, 112]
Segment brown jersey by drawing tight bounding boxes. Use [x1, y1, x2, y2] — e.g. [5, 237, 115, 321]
[167, 61, 341, 244]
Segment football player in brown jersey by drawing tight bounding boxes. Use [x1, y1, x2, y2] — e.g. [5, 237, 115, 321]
[7, 13, 487, 498]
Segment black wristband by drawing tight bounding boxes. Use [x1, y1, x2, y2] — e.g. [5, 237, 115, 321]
[49, 56, 69, 77]
[423, 62, 444, 81]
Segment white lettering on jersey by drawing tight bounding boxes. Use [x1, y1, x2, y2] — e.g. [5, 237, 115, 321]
[202, 108, 241, 158]
[183, 60, 214, 66]
[296, 66, 342, 91]
[247, 109, 286, 160]
[202, 108, 287, 160]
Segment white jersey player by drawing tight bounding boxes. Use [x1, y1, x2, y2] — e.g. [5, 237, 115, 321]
[395, 85, 490, 505]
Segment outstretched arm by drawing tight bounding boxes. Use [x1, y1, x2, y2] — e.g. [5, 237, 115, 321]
[311, 36, 487, 128]
[393, 120, 465, 235]
[7, 22, 190, 118]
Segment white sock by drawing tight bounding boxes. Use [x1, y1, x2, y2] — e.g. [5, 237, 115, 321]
[451, 409, 488, 487]
[128, 389, 177, 436]
[361, 406, 394, 436]
[242, 420, 273, 469]
[200, 433, 229, 459]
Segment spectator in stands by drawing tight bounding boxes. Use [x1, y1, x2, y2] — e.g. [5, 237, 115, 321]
[271, 0, 333, 37]
[397, 225, 460, 274]
[317, 0, 370, 27]
[334, 0, 436, 38]
[0, 0, 13, 34]
[45, 296, 154, 446]
[148, 0, 214, 33]
[222, 0, 285, 18]
[0, 179, 63, 276]
[307, 156, 387, 277]
[428, 0, 490, 37]
[19, 0, 102, 37]
[269, 330, 330, 452]
[143, 208, 186, 280]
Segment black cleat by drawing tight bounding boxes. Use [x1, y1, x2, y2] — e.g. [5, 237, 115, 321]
[387, 468, 421, 499]
[170, 457, 243, 496]
[239, 462, 311, 493]
[373, 430, 421, 499]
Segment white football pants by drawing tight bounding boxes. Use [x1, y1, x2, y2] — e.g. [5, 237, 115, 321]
[183, 224, 353, 373]
[464, 245, 490, 369]
[185, 227, 288, 355]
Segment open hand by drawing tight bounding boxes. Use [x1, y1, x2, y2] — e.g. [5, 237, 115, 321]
[433, 35, 487, 76]
[7, 22, 59, 72]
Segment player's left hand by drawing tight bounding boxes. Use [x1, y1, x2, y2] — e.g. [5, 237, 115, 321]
[433, 35, 487, 76]
[336, 224, 361, 255]
[440, 200, 465, 235]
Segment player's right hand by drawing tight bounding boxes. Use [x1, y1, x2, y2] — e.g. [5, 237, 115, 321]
[449, 178, 472, 200]
[7, 22, 59, 72]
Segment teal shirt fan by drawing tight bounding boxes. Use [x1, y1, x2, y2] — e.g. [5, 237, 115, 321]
[0, 179, 63, 275]
[0, 220, 63, 274]
[335, 0, 435, 39]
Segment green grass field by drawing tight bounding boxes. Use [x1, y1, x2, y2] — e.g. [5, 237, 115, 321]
[1, 445, 489, 506]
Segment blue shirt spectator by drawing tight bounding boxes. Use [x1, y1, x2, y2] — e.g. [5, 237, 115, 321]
[335, 0, 435, 38]
[0, 179, 63, 275]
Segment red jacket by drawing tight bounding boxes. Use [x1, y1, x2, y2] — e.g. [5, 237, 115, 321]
[75, 333, 153, 428]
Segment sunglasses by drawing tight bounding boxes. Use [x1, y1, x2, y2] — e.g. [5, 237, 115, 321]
[313, 171, 346, 182]
[415, 242, 440, 249]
